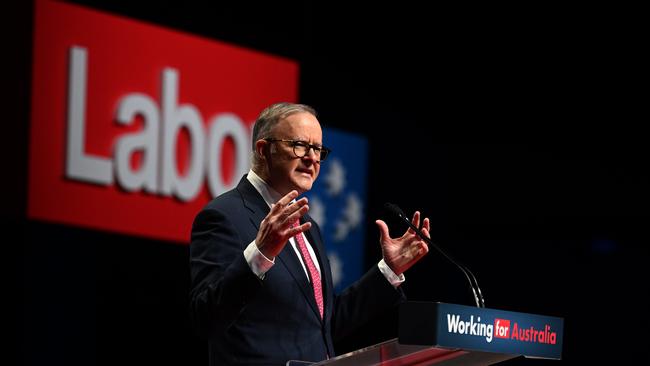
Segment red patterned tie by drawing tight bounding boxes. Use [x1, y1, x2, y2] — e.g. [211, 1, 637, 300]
[291, 219, 324, 319]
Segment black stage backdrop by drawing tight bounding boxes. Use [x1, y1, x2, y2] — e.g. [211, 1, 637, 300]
[7, 1, 647, 365]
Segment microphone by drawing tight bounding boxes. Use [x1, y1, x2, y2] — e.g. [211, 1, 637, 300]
[384, 203, 486, 308]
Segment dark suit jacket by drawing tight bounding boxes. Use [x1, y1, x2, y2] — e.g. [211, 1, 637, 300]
[190, 176, 405, 365]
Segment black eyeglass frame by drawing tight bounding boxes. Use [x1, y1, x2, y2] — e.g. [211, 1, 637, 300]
[264, 138, 331, 162]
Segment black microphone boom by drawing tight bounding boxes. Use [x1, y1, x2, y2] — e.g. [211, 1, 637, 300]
[384, 202, 486, 308]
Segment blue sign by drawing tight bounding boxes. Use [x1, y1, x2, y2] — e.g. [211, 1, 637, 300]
[304, 127, 368, 292]
[400, 302, 564, 360]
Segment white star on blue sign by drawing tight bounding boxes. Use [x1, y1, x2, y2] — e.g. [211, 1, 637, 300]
[304, 128, 368, 292]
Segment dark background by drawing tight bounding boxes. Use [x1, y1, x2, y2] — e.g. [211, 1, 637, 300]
[8, 1, 647, 365]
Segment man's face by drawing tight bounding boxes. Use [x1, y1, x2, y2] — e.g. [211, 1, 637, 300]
[265, 112, 322, 195]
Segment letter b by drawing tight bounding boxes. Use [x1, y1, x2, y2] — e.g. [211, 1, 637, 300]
[160, 68, 205, 201]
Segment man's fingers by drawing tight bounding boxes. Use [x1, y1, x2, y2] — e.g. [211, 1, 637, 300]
[421, 225, 431, 239]
[270, 193, 307, 224]
[421, 242, 429, 254]
[286, 197, 309, 216]
[375, 220, 390, 242]
[280, 190, 299, 204]
[422, 217, 430, 235]
[285, 203, 310, 225]
[412, 211, 420, 226]
[272, 190, 299, 213]
[290, 221, 312, 236]
[416, 241, 429, 255]
[407, 211, 420, 235]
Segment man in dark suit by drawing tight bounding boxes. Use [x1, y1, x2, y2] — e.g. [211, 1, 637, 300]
[190, 103, 430, 365]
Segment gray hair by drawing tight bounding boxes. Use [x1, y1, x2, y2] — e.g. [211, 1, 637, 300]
[251, 102, 317, 168]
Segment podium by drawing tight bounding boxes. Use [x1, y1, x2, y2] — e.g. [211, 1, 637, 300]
[288, 302, 564, 366]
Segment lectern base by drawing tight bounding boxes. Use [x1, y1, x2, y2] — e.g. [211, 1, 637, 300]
[287, 338, 519, 366]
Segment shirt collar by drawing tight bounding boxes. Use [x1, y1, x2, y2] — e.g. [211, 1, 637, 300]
[247, 169, 283, 208]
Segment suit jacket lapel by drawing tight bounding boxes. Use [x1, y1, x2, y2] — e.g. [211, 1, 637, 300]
[236, 175, 269, 232]
[277, 245, 322, 321]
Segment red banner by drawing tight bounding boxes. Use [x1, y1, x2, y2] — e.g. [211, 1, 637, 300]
[28, 0, 298, 243]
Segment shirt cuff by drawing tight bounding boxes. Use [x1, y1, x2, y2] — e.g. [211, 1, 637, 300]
[244, 241, 275, 279]
[378, 259, 406, 288]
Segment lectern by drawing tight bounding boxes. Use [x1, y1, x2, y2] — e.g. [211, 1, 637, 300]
[288, 302, 564, 366]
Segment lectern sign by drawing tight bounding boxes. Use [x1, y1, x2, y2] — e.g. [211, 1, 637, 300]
[439, 303, 563, 359]
[445, 313, 558, 345]
[399, 302, 564, 360]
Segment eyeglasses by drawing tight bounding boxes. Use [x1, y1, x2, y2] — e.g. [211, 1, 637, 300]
[264, 138, 331, 162]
